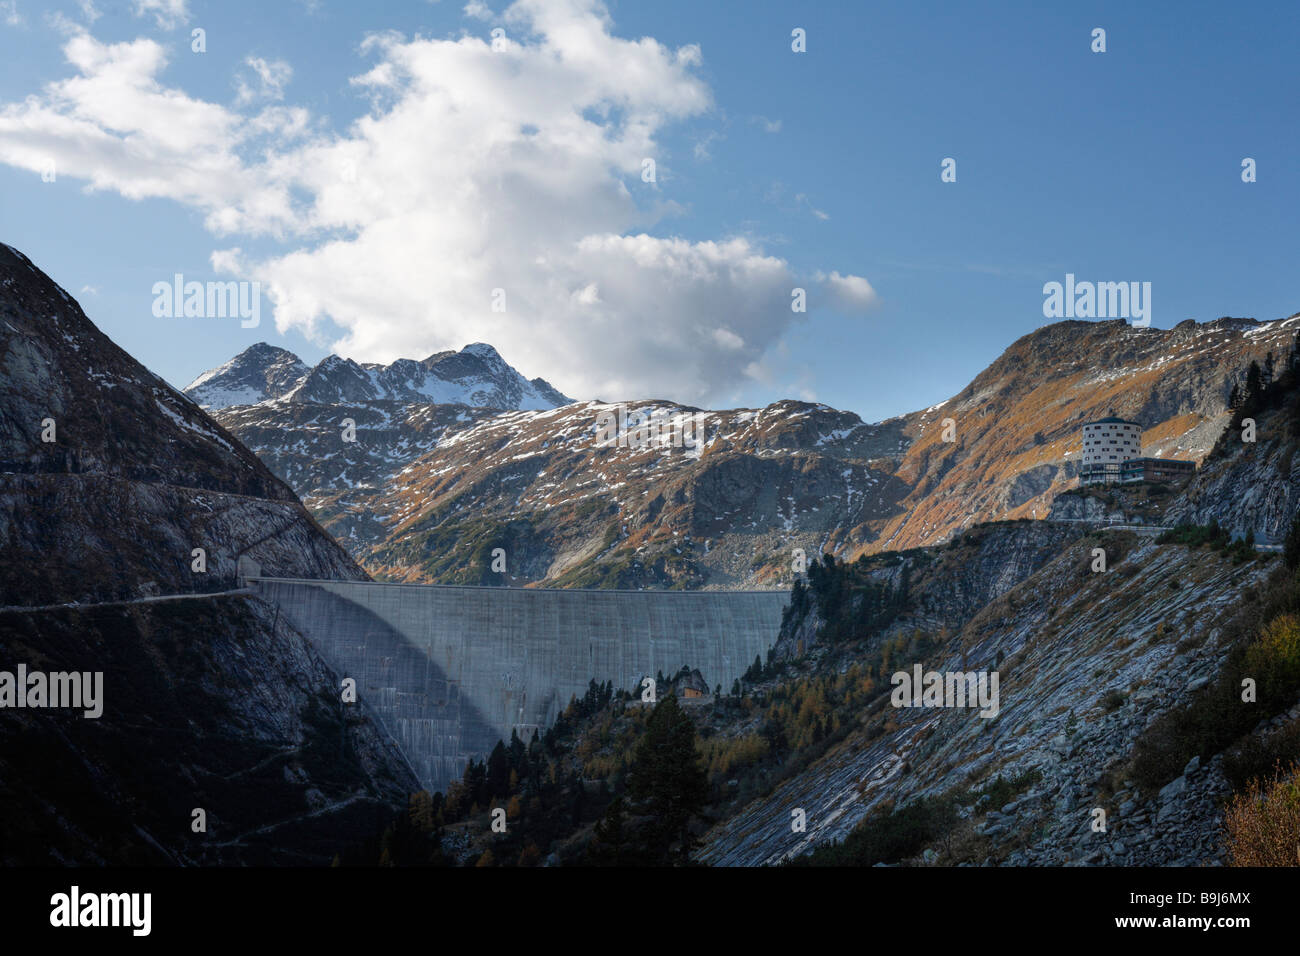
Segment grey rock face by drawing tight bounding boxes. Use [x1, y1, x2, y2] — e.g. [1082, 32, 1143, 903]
[0, 243, 366, 606]
[0, 596, 419, 865]
[696, 529, 1272, 867]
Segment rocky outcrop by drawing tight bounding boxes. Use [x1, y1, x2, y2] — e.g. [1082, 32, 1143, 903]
[770, 521, 1085, 664]
[1048, 382, 1300, 544]
[1162, 431, 1300, 544]
[1047, 491, 1129, 523]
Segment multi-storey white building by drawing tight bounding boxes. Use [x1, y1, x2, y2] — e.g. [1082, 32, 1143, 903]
[1079, 415, 1195, 486]
[1079, 416, 1142, 485]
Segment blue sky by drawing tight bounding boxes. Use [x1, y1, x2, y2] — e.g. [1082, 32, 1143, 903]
[1, 0, 1297, 422]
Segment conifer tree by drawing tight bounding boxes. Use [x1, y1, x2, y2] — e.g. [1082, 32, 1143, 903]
[588, 796, 632, 866]
[1286, 513, 1300, 570]
[628, 694, 708, 862]
[486, 740, 511, 798]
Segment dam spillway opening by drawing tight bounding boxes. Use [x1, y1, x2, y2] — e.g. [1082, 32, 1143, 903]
[252, 578, 789, 793]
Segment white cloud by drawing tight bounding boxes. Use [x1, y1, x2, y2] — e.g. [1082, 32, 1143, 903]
[463, 1, 494, 20]
[0, 0, 876, 404]
[133, 0, 188, 29]
[2, 1, 22, 27]
[236, 56, 292, 105]
[572, 282, 601, 306]
[819, 270, 879, 311]
[712, 327, 744, 350]
[693, 129, 721, 160]
[796, 192, 829, 221]
[0, 34, 302, 236]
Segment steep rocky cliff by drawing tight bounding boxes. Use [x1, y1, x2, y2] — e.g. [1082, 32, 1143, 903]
[1158, 405, 1300, 545]
[0, 243, 418, 864]
[0, 243, 365, 605]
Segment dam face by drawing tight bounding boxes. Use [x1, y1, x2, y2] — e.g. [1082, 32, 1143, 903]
[253, 578, 787, 793]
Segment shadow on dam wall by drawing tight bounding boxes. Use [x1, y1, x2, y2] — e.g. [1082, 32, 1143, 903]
[253, 578, 789, 794]
[261, 583, 501, 792]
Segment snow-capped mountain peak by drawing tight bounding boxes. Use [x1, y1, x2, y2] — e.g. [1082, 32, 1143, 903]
[184, 342, 574, 411]
[182, 342, 309, 410]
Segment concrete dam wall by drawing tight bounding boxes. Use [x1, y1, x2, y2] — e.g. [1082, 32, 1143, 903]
[253, 578, 788, 793]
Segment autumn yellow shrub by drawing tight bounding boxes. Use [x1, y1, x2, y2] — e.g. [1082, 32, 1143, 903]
[1243, 614, 1300, 702]
[1223, 763, 1300, 867]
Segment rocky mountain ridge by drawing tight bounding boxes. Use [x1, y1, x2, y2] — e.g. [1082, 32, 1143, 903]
[202, 313, 1300, 589]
